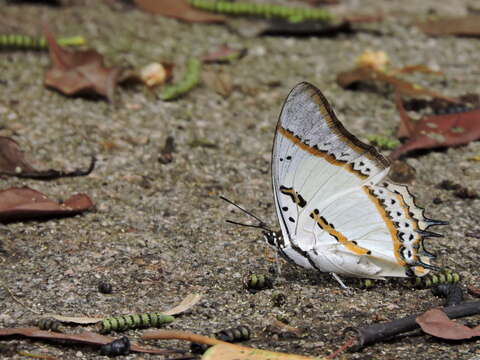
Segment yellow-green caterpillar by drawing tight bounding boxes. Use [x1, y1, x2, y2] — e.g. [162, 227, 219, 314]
[98, 313, 174, 333]
[244, 273, 273, 292]
[160, 57, 201, 101]
[0, 34, 86, 50]
[188, 0, 333, 23]
[406, 269, 461, 289]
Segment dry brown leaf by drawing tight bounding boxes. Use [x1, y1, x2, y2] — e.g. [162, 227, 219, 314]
[268, 319, 305, 337]
[417, 16, 480, 37]
[162, 293, 202, 316]
[201, 45, 247, 64]
[0, 137, 95, 179]
[134, 0, 225, 23]
[390, 94, 480, 159]
[0, 187, 94, 222]
[202, 70, 233, 97]
[143, 330, 322, 360]
[202, 343, 320, 360]
[337, 65, 456, 102]
[45, 314, 103, 325]
[0, 328, 176, 355]
[416, 308, 480, 340]
[44, 28, 122, 102]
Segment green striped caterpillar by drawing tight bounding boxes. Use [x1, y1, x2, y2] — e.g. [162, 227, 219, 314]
[160, 57, 201, 101]
[98, 313, 174, 334]
[406, 269, 461, 289]
[191, 325, 252, 353]
[0, 34, 86, 50]
[188, 0, 333, 23]
[244, 273, 273, 292]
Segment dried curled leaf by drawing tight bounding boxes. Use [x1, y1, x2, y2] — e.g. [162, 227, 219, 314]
[202, 343, 320, 360]
[0, 137, 95, 179]
[390, 94, 480, 159]
[0, 187, 94, 222]
[162, 293, 202, 316]
[44, 28, 122, 102]
[416, 308, 480, 340]
[417, 16, 480, 37]
[337, 65, 456, 102]
[0, 328, 176, 355]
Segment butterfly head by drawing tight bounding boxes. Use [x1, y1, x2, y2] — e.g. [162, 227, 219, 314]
[262, 230, 283, 249]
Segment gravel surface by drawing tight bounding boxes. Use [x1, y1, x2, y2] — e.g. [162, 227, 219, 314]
[1, 1, 479, 359]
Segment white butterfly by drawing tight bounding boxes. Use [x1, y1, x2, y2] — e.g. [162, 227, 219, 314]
[262, 82, 446, 284]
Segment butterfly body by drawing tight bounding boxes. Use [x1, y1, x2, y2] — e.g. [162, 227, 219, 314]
[268, 82, 446, 280]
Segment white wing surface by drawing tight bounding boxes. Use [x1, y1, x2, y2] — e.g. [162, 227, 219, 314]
[271, 82, 443, 278]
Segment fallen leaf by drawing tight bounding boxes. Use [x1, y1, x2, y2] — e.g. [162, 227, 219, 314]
[0, 187, 94, 222]
[44, 28, 122, 102]
[202, 343, 319, 360]
[417, 16, 480, 37]
[416, 308, 480, 340]
[44, 314, 103, 325]
[202, 70, 233, 97]
[201, 45, 247, 64]
[267, 319, 305, 338]
[162, 293, 202, 316]
[337, 65, 456, 102]
[390, 94, 480, 159]
[0, 328, 177, 355]
[134, 0, 226, 23]
[0, 137, 95, 179]
[143, 330, 321, 360]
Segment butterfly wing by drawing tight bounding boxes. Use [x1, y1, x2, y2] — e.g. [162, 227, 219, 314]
[272, 82, 442, 278]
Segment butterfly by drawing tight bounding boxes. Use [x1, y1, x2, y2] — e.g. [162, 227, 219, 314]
[259, 82, 447, 284]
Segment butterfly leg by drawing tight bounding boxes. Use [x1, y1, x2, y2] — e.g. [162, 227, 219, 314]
[331, 272, 348, 289]
[275, 251, 282, 276]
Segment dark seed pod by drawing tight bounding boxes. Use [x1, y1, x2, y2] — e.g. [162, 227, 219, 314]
[191, 326, 252, 354]
[406, 269, 461, 289]
[244, 273, 273, 292]
[215, 325, 251, 342]
[98, 313, 174, 334]
[432, 283, 464, 307]
[36, 318, 64, 332]
[98, 281, 113, 294]
[100, 336, 130, 357]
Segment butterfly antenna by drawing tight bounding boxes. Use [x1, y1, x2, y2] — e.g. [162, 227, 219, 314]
[220, 195, 270, 230]
[225, 219, 270, 231]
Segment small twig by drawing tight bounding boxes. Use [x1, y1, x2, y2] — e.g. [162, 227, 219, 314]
[326, 337, 355, 359]
[344, 301, 480, 351]
[0, 156, 96, 180]
[16, 351, 58, 360]
[143, 330, 228, 346]
[1, 279, 41, 315]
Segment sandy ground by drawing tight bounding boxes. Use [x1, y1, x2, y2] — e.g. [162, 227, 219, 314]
[0, 0, 479, 359]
